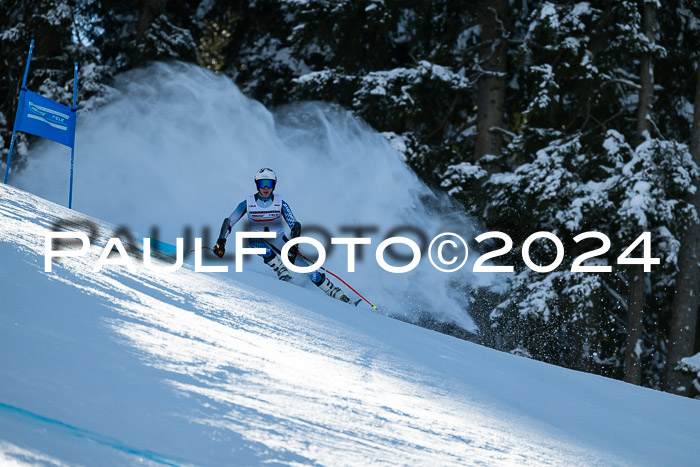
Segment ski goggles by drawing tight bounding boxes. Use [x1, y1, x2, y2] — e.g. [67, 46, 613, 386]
[256, 179, 276, 189]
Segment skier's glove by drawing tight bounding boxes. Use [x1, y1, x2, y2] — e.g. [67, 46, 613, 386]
[213, 238, 226, 258]
[291, 222, 301, 239]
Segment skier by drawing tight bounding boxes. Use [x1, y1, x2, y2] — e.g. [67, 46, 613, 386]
[212, 168, 351, 303]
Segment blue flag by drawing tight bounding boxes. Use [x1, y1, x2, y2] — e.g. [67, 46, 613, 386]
[15, 88, 76, 148]
[4, 40, 79, 209]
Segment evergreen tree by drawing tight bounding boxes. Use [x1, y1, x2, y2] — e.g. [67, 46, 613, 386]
[662, 0, 700, 397]
[460, 1, 696, 387]
[75, 0, 200, 71]
[201, 0, 481, 180]
[0, 0, 110, 174]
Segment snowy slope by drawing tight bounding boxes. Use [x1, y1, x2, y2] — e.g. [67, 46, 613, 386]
[1, 182, 700, 466]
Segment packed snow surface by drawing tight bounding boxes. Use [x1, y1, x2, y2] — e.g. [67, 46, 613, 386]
[2, 183, 700, 465]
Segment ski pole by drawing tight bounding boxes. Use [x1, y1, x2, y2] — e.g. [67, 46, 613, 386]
[293, 249, 379, 311]
[264, 240, 379, 311]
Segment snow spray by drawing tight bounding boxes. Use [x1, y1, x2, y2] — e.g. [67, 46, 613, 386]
[18, 62, 491, 330]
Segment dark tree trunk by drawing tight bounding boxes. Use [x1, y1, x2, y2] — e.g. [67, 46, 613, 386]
[664, 63, 700, 395]
[635, 2, 655, 146]
[625, 1, 656, 385]
[137, 0, 163, 39]
[624, 267, 645, 384]
[473, 0, 508, 162]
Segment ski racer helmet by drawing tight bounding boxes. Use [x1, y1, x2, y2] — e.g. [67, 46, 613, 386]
[255, 167, 277, 190]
